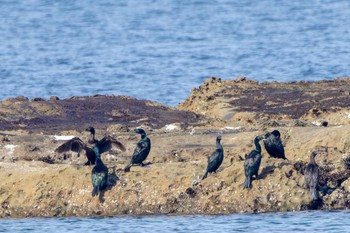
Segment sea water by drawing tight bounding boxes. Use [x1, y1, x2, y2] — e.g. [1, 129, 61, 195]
[0, 210, 349, 232]
[0, 0, 350, 106]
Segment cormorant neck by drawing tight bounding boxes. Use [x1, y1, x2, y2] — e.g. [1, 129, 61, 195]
[254, 138, 261, 152]
[93, 146, 100, 162]
[140, 133, 147, 139]
[216, 139, 222, 150]
[89, 131, 95, 144]
[310, 155, 317, 165]
[96, 158, 103, 165]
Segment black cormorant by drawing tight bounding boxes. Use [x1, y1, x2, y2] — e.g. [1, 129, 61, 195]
[244, 135, 263, 189]
[85, 126, 126, 153]
[124, 128, 151, 172]
[55, 126, 126, 165]
[263, 130, 287, 160]
[91, 147, 108, 197]
[304, 151, 319, 201]
[201, 135, 224, 180]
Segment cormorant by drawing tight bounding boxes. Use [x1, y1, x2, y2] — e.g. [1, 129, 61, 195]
[55, 126, 126, 165]
[201, 135, 224, 180]
[124, 128, 151, 172]
[304, 151, 319, 201]
[85, 126, 126, 153]
[263, 130, 287, 160]
[91, 147, 108, 197]
[244, 135, 263, 189]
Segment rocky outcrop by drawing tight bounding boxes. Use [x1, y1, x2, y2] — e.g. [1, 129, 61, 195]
[179, 77, 350, 126]
[1, 77, 350, 218]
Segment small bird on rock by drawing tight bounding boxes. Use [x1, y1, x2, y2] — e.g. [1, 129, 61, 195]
[201, 135, 224, 180]
[55, 126, 126, 165]
[244, 135, 263, 189]
[124, 128, 151, 172]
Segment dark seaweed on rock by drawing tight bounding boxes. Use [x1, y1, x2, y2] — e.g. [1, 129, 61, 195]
[319, 169, 350, 187]
[0, 95, 205, 133]
[342, 155, 350, 170]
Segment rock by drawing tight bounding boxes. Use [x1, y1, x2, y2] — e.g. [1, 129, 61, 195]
[0, 78, 350, 217]
[50, 96, 60, 101]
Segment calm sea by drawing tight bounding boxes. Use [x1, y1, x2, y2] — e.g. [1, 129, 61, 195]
[0, 0, 350, 106]
[0, 210, 349, 233]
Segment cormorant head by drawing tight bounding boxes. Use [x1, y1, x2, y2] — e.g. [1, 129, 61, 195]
[310, 151, 317, 158]
[85, 126, 95, 135]
[271, 130, 281, 138]
[216, 135, 222, 141]
[134, 128, 146, 136]
[255, 135, 264, 141]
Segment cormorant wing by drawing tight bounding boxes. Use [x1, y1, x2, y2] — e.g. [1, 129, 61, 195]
[304, 165, 319, 188]
[132, 141, 149, 157]
[208, 150, 220, 164]
[244, 150, 260, 167]
[98, 135, 126, 154]
[55, 137, 85, 153]
[244, 157, 255, 169]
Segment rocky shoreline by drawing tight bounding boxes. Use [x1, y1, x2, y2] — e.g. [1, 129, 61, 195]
[1, 77, 350, 218]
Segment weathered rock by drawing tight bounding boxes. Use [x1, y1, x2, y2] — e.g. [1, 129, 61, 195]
[0, 78, 350, 218]
[179, 77, 350, 126]
[0, 95, 206, 133]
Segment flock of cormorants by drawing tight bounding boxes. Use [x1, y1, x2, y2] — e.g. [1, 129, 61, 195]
[55, 127, 319, 201]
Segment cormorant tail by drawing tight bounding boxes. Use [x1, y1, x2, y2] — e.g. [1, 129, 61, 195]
[243, 177, 252, 189]
[309, 187, 319, 201]
[201, 171, 208, 180]
[92, 186, 99, 197]
[124, 164, 131, 172]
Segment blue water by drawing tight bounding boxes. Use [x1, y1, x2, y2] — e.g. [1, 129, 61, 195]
[1, 0, 350, 106]
[0, 211, 349, 232]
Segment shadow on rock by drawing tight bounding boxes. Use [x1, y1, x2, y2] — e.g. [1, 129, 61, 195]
[142, 162, 153, 167]
[258, 165, 275, 179]
[301, 199, 323, 210]
[107, 166, 120, 187]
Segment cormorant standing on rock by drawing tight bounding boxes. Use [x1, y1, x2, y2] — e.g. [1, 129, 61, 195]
[263, 130, 287, 160]
[201, 135, 224, 180]
[55, 126, 126, 165]
[244, 135, 263, 189]
[124, 128, 151, 172]
[85, 126, 126, 154]
[91, 147, 108, 197]
[304, 151, 320, 201]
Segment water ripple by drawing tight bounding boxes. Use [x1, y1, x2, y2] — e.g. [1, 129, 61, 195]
[0, 211, 349, 233]
[0, 1, 350, 105]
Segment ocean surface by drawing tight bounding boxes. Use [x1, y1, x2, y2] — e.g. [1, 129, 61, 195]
[1, 0, 350, 106]
[0, 210, 349, 233]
